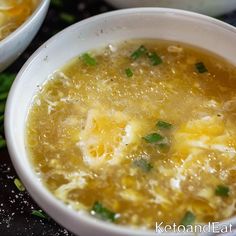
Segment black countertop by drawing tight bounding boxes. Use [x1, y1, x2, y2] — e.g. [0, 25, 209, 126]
[1, 1, 236, 235]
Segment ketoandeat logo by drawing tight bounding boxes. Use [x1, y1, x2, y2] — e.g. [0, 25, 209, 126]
[155, 222, 233, 234]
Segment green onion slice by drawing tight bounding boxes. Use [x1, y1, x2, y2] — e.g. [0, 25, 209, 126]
[82, 53, 97, 66]
[156, 120, 172, 129]
[180, 211, 196, 226]
[0, 73, 15, 93]
[195, 62, 208, 73]
[125, 68, 133, 78]
[32, 210, 49, 220]
[59, 12, 76, 24]
[51, 0, 63, 7]
[215, 185, 229, 197]
[147, 52, 163, 66]
[133, 158, 153, 172]
[131, 45, 147, 60]
[143, 133, 164, 143]
[0, 136, 6, 149]
[0, 102, 5, 115]
[14, 178, 25, 192]
[0, 92, 8, 101]
[91, 202, 116, 222]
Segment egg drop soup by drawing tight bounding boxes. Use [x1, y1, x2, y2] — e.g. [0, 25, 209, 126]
[0, 0, 39, 41]
[26, 40, 236, 229]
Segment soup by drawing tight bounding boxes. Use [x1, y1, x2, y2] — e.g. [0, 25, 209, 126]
[0, 0, 39, 41]
[26, 40, 236, 229]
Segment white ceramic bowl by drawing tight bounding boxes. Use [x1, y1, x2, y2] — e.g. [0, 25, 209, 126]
[105, 0, 236, 16]
[5, 8, 236, 236]
[0, 0, 50, 72]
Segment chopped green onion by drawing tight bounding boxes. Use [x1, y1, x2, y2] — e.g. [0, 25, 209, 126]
[125, 68, 133, 78]
[131, 45, 147, 60]
[0, 102, 5, 115]
[82, 53, 97, 66]
[215, 185, 229, 197]
[0, 137, 6, 149]
[147, 52, 163, 66]
[195, 62, 208, 73]
[143, 133, 164, 144]
[91, 202, 116, 222]
[0, 125, 3, 133]
[180, 211, 196, 226]
[59, 13, 76, 24]
[156, 120, 172, 129]
[0, 115, 3, 123]
[0, 92, 8, 101]
[14, 178, 25, 192]
[32, 210, 49, 220]
[133, 158, 153, 172]
[0, 123, 4, 132]
[51, 0, 63, 7]
[0, 73, 15, 93]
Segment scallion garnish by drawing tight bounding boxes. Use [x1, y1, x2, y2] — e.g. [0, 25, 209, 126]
[156, 120, 172, 129]
[59, 12, 76, 24]
[133, 158, 153, 172]
[0, 125, 3, 133]
[0, 73, 15, 93]
[125, 68, 133, 78]
[0, 103, 5, 115]
[147, 52, 163, 66]
[195, 62, 208, 73]
[51, 0, 63, 7]
[131, 45, 147, 60]
[14, 178, 25, 192]
[215, 185, 229, 197]
[82, 53, 97, 66]
[180, 211, 196, 226]
[0, 92, 8, 101]
[91, 202, 116, 222]
[32, 210, 49, 220]
[0, 136, 6, 149]
[143, 133, 164, 144]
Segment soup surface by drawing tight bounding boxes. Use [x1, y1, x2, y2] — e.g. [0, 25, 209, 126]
[0, 0, 39, 40]
[27, 40, 236, 229]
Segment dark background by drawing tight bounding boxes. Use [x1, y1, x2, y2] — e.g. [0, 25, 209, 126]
[1, 0, 236, 235]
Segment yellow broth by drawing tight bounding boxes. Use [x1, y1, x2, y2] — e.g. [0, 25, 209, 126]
[26, 40, 236, 229]
[0, 0, 39, 41]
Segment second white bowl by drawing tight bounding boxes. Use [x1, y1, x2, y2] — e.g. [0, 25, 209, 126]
[0, 0, 50, 72]
[105, 0, 236, 16]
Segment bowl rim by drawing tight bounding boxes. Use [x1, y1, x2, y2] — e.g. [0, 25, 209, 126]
[0, 0, 50, 46]
[5, 7, 236, 236]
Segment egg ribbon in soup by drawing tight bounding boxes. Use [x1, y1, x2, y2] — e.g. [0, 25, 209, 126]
[0, 0, 39, 40]
[27, 40, 236, 229]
